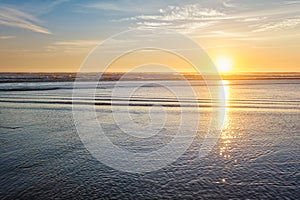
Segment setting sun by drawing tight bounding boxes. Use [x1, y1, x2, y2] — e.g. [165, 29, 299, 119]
[215, 56, 233, 73]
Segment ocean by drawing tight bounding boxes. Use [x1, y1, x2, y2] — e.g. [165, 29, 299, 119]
[0, 73, 299, 199]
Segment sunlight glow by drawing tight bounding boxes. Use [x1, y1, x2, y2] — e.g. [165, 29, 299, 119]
[215, 56, 233, 73]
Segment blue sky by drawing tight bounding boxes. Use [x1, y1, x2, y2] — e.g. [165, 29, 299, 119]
[0, 0, 299, 72]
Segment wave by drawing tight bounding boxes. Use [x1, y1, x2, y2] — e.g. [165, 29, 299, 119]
[1, 72, 300, 82]
[0, 97, 299, 111]
[1, 80, 300, 93]
[0, 87, 62, 92]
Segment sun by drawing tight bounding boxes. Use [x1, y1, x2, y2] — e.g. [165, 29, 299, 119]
[215, 56, 233, 73]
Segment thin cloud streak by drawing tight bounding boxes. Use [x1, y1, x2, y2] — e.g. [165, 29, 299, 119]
[45, 40, 101, 54]
[283, 1, 300, 5]
[83, 1, 162, 14]
[54, 40, 101, 47]
[0, 6, 51, 34]
[0, 35, 15, 39]
[85, 2, 124, 11]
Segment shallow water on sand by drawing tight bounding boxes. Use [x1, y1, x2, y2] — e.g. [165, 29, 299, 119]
[0, 79, 299, 199]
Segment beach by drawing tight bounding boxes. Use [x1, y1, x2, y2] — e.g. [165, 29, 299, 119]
[0, 73, 299, 199]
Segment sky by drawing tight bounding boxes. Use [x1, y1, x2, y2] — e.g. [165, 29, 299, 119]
[0, 0, 299, 72]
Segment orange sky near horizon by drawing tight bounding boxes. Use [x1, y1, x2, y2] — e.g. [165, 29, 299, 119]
[1, 44, 298, 73]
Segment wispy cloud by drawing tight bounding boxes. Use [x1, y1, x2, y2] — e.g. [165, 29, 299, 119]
[0, 35, 15, 39]
[45, 40, 101, 54]
[222, 0, 237, 8]
[123, 4, 227, 34]
[115, 1, 300, 39]
[85, 2, 125, 12]
[0, 6, 51, 34]
[138, 4, 226, 21]
[252, 17, 300, 32]
[54, 40, 101, 47]
[283, 1, 300, 5]
[238, 17, 267, 22]
[83, 1, 162, 14]
[35, 0, 69, 16]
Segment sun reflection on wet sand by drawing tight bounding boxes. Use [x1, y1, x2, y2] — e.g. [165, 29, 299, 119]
[219, 80, 234, 159]
[220, 80, 230, 129]
[218, 80, 235, 183]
